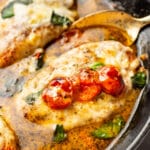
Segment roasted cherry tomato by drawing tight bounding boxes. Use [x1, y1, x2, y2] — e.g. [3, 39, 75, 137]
[75, 68, 102, 102]
[76, 84, 101, 102]
[42, 77, 73, 109]
[79, 68, 100, 85]
[98, 66, 125, 96]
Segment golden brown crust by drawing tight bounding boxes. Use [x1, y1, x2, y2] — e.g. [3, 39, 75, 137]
[0, 116, 17, 150]
[0, 24, 64, 68]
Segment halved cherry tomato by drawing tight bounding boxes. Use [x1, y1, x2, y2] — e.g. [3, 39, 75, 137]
[75, 68, 102, 102]
[98, 66, 125, 96]
[42, 77, 73, 109]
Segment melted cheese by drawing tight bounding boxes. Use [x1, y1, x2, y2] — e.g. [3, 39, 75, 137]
[15, 41, 140, 131]
[13, 2, 75, 26]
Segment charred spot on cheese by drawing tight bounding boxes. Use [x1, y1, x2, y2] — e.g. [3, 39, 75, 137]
[1, 0, 33, 19]
[51, 11, 72, 26]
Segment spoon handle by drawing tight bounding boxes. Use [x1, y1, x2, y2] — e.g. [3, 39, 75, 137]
[137, 15, 150, 26]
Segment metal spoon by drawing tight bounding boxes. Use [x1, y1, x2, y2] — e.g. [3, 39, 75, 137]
[71, 10, 150, 46]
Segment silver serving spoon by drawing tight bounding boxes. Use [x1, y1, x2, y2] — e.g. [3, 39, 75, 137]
[71, 10, 150, 46]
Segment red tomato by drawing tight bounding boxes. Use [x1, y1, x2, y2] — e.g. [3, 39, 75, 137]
[42, 77, 73, 109]
[75, 68, 102, 102]
[75, 84, 102, 102]
[79, 68, 100, 85]
[98, 66, 125, 96]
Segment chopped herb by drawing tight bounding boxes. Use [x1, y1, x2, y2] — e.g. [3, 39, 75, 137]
[51, 11, 72, 26]
[91, 116, 125, 139]
[131, 72, 146, 88]
[16, 0, 33, 5]
[53, 124, 67, 143]
[34, 51, 44, 70]
[1, 1, 15, 19]
[1, 0, 33, 19]
[25, 90, 42, 105]
[0, 76, 25, 97]
[90, 62, 104, 70]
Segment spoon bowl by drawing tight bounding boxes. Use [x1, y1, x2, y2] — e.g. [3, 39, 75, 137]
[71, 10, 150, 46]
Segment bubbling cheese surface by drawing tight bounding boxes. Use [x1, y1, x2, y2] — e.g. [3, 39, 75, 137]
[16, 41, 140, 130]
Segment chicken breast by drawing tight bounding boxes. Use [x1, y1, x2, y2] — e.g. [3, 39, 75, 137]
[15, 41, 140, 130]
[0, 0, 77, 67]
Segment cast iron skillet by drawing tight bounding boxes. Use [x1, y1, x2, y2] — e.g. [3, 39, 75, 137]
[106, 0, 150, 149]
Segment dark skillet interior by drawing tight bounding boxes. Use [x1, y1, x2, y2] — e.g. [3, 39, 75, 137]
[107, 0, 150, 149]
[110, 0, 150, 17]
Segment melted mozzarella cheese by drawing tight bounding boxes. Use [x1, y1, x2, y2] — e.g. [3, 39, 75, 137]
[13, 2, 75, 26]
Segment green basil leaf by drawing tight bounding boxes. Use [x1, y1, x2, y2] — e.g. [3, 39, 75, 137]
[35, 52, 44, 70]
[131, 72, 146, 88]
[53, 124, 67, 143]
[90, 62, 104, 70]
[25, 90, 42, 105]
[91, 116, 125, 139]
[51, 11, 72, 26]
[1, 0, 33, 19]
[1, 2, 15, 19]
[16, 0, 33, 5]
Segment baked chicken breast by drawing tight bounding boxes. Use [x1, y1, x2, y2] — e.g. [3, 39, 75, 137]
[0, 0, 77, 67]
[16, 41, 140, 130]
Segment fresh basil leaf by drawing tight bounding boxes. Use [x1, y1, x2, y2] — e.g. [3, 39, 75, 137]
[16, 0, 33, 5]
[53, 124, 67, 143]
[1, 1, 15, 19]
[25, 90, 42, 105]
[90, 62, 104, 70]
[1, 0, 33, 19]
[34, 52, 44, 70]
[51, 11, 72, 26]
[91, 116, 125, 139]
[0, 75, 25, 97]
[131, 72, 146, 88]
